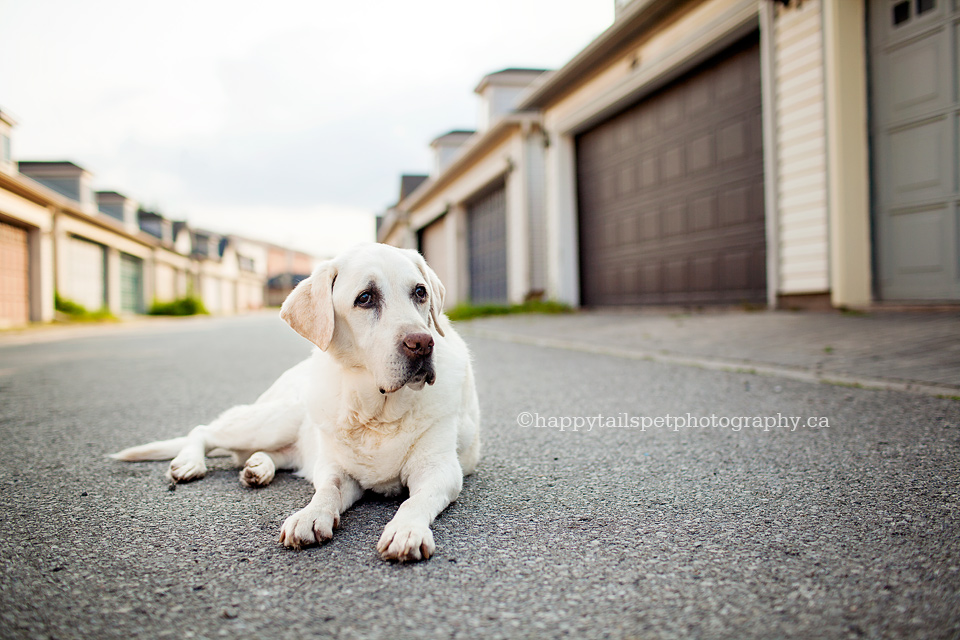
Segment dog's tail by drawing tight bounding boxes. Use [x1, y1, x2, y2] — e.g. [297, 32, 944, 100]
[109, 437, 188, 461]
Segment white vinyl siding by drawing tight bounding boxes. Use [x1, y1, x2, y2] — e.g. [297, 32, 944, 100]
[774, 0, 830, 294]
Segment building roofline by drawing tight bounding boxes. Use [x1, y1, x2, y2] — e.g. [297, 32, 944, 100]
[0, 170, 161, 247]
[400, 112, 541, 213]
[474, 68, 550, 94]
[18, 160, 88, 172]
[96, 190, 132, 201]
[429, 130, 477, 147]
[517, 0, 675, 110]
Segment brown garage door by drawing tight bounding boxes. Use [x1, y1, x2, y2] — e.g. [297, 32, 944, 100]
[0, 219, 29, 326]
[577, 34, 766, 307]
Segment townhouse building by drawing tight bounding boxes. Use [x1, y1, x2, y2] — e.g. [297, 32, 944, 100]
[0, 115, 300, 327]
[383, 0, 959, 310]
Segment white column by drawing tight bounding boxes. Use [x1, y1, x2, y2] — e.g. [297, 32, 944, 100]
[30, 223, 55, 322]
[106, 247, 121, 314]
[822, 0, 872, 308]
[759, 0, 781, 309]
[505, 140, 529, 304]
[544, 133, 580, 306]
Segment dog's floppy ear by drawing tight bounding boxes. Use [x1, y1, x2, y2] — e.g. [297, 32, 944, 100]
[280, 260, 338, 350]
[406, 249, 446, 337]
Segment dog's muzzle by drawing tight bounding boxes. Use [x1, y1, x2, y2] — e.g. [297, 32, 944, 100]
[379, 332, 437, 394]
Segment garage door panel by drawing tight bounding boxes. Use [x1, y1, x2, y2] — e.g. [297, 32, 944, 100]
[584, 174, 764, 243]
[690, 193, 718, 232]
[691, 255, 718, 292]
[891, 208, 945, 273]
[686, 77, 712, 116]
[882, 26, 951, 122]
[887, 117, 951, 206]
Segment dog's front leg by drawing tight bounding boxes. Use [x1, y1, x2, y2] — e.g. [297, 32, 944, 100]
[279, 465, 361, 550]
[377, 455, 463, 562]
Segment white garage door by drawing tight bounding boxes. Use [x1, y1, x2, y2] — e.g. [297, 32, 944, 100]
[870, 0, 960, 300]
[65, 236, 106, 311]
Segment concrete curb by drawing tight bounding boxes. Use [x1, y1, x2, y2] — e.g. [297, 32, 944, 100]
[461, 326, 960, 400]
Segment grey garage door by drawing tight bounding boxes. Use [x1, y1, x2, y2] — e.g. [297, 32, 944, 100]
[577, 35, 766, 307]
[467, 181, 508, 304]
[870, 0, 960, 300]
[119, 253, 144, 314]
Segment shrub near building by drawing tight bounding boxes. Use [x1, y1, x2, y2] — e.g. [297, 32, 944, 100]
[148, 296, 209, 316]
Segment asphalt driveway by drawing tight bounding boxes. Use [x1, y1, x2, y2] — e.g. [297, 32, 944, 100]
[1, 313, 958, 639]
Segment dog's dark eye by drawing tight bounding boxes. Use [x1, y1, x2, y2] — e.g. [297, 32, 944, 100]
[355, 291, 375, 308]
[414, 285, 427, 301]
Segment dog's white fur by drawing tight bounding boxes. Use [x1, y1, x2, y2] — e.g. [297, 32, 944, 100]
[111, 243, 480, 562]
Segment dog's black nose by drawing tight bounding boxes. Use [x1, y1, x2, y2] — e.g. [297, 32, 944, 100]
[402, 333, 434, 359]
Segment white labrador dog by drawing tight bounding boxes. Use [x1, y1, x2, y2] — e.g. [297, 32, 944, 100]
[111, 243, 480, 562]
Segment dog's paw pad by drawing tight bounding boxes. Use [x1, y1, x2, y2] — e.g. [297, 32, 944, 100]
[278, 507, 337, 549]
[377, 520, 435, 562]
[240, 452, 275, 488]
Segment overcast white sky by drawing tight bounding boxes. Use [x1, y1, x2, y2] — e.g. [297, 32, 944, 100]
[0, 0, 613, 257]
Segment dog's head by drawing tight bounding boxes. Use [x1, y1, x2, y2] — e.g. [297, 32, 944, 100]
[280, 243, 446, 395]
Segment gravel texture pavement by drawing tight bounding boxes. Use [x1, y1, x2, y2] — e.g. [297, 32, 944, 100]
[1, 313, 958, 639]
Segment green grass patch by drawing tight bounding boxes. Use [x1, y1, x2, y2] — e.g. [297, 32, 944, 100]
[446, 300, 572, 322]
[54, 293, 118, 322]
[148, 296, 209, 316]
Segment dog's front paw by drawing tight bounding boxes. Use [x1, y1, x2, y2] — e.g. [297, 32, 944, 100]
[240, 452, 276, 488]
[377, 519, 435, 562]
[278, 507, 339, 550]
[167, 455, 206, 483]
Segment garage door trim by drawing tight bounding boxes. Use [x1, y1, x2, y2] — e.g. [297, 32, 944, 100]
[556, 0, 759, 137]
[576, 34, 767, 307]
